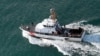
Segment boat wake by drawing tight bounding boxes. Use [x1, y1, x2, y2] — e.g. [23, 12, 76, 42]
[22, 20, 100, 56]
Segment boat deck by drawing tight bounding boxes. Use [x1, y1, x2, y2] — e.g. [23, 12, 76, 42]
[20, 24, 84, 38]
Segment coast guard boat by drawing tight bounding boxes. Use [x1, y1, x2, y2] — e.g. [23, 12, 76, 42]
[19, 8, 85, 42]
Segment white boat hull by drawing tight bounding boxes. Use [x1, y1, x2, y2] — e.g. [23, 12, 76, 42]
[20, 27, 86, 42]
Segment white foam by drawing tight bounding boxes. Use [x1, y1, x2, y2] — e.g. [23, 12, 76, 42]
[65, 20, 100, 34]
[23, 34, 100, 55]
[41, 39, 100, 56]
[91, 43, 100, 49]
[21, 20, 100, 56]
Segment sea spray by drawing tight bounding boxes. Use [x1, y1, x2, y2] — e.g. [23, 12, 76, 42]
[65, 20, 100, 34]
[21, 20, 100, 56]
[23, 34, 100, 56]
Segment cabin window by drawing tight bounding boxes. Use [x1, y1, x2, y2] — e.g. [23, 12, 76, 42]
[43, 25, 54, 28]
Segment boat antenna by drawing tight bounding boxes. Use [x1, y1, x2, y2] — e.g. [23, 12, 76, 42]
[50, 8, 56, 21]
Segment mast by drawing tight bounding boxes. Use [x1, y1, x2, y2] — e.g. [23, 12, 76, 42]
[50, 8, 56, 21]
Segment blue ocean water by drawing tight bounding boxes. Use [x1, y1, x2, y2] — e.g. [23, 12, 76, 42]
[0, 0, 100, 56]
